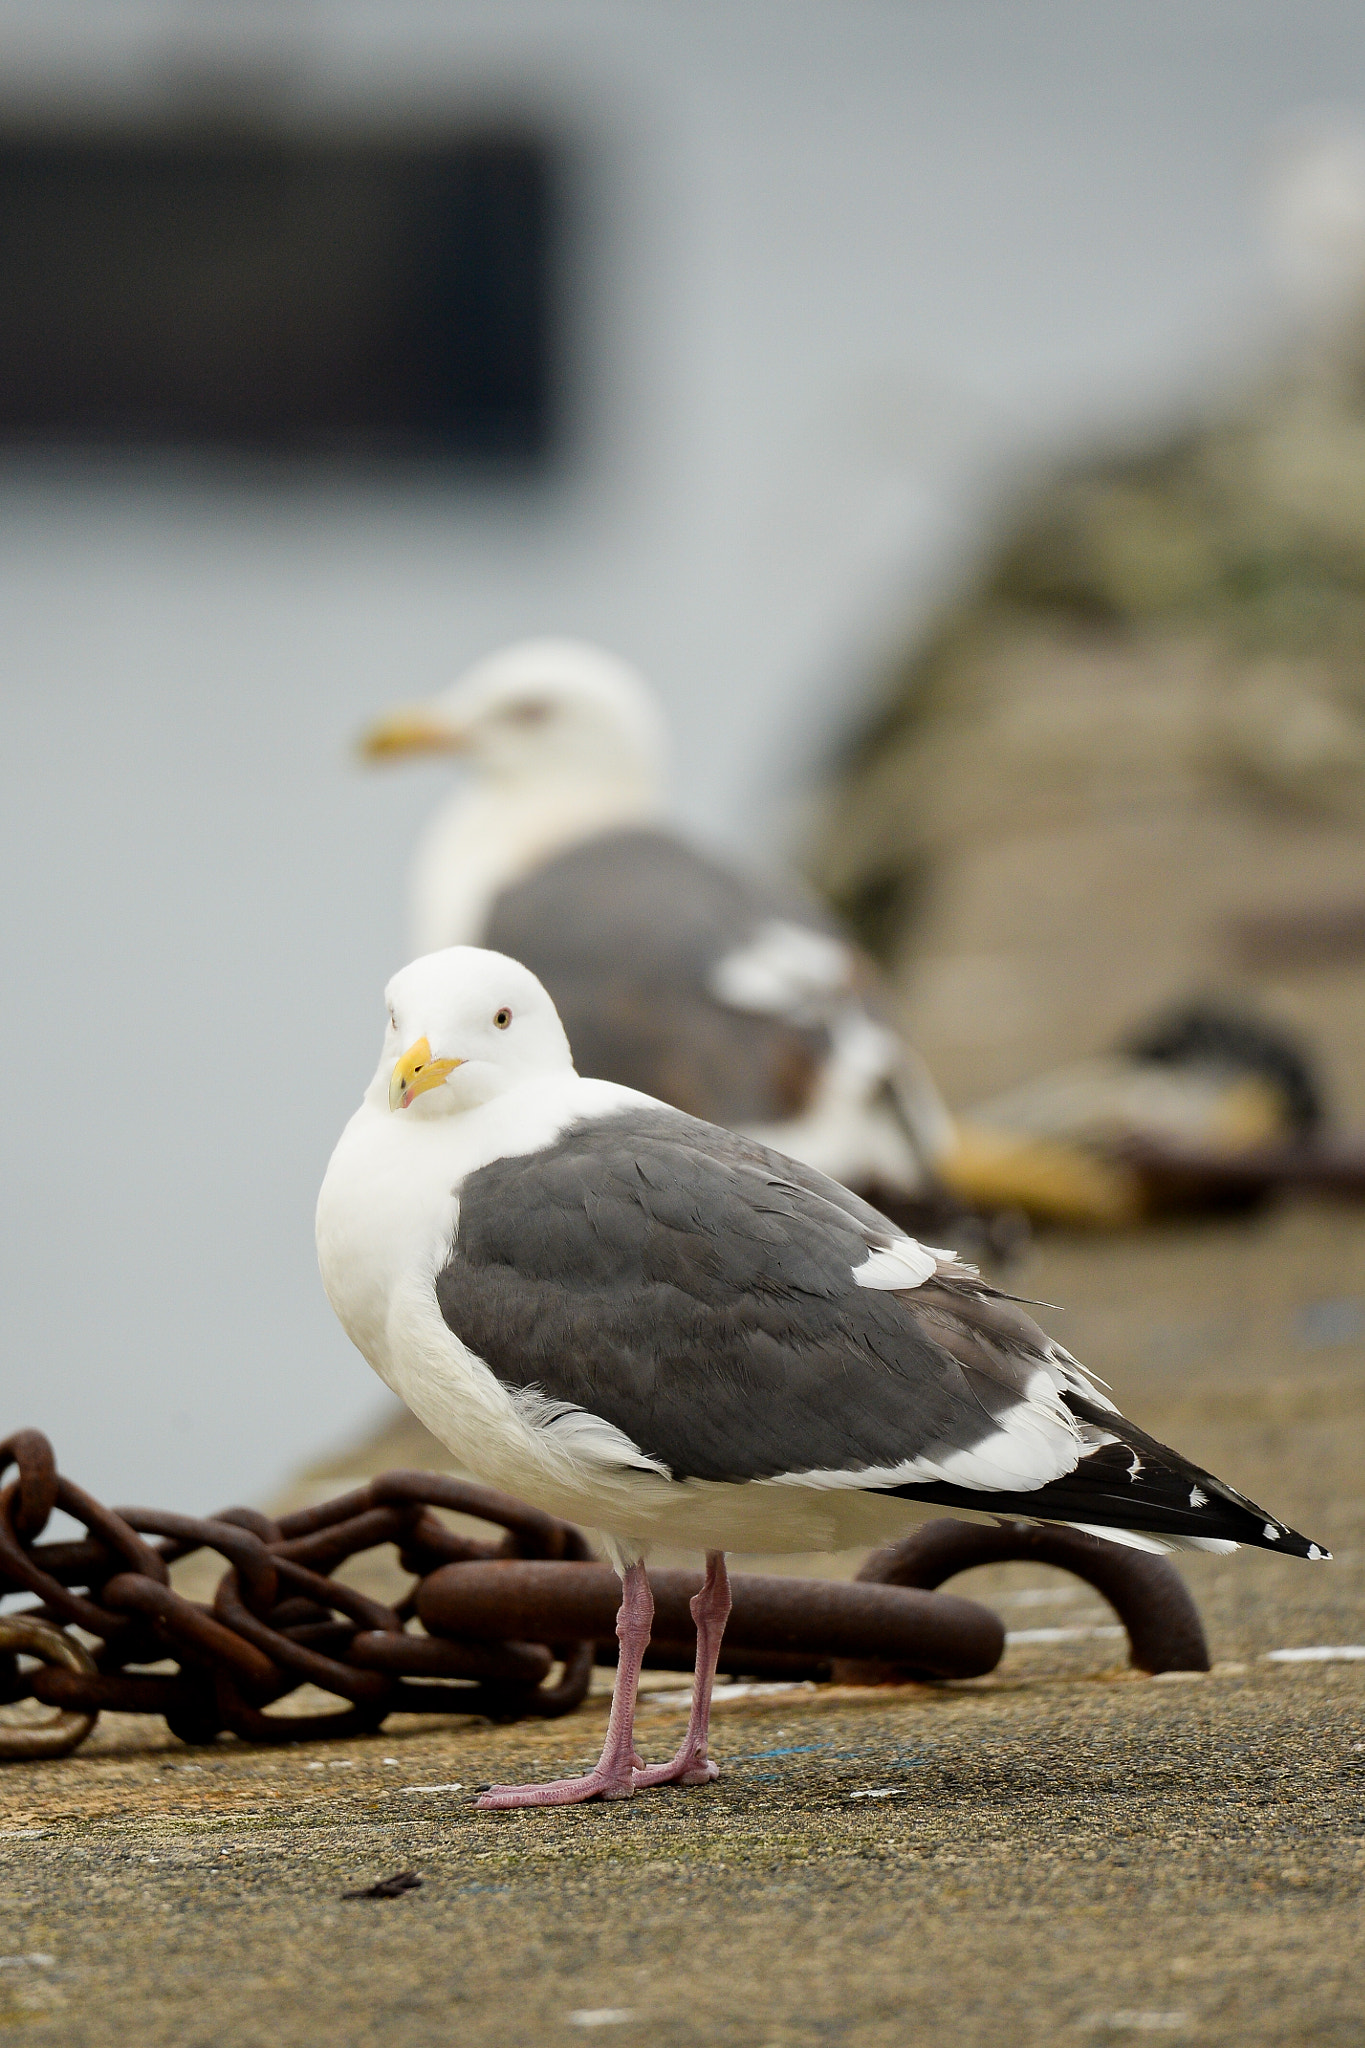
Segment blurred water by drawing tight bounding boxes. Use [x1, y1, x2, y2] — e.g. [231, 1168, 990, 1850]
[3, 0, 1364, 1510]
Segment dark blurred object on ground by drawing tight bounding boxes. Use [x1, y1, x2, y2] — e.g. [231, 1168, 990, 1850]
[341, 1869, 423, 1900]
[941, 997, 1365, 1226]
[1227, 898, 1365, 971]
[810, 312, 1365, 1129]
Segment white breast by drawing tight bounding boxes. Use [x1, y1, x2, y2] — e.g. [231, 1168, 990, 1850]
[314, 1072, 673, 1515]
[315, 1102, 461, 1378]
[316, 1073, 593, 1375]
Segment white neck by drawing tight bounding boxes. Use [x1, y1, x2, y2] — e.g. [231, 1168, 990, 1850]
[409, 766, 663, 956]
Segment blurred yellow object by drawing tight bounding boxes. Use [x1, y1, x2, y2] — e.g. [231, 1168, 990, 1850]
[941, 1062, 1295, 1227]
[1203, 1074, 1292, 1147]
[359, 711, 466, 758]
[938, 1122, 1144, 1229]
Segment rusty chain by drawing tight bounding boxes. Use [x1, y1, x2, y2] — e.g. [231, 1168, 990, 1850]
[0, 1427, 1209, 1761]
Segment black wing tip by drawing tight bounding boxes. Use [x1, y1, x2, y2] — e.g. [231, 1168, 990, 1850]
[1256, 1522, 1331, 1561]
[1053, 1395, 1329, 1560]
[873, 1458, 1331, 1559]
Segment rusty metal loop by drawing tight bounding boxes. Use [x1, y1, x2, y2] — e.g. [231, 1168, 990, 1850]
[367, 1470, 581, 1558]
[211, 1505, 283, 1544]
[0, 1431, 58, 1543]
[163, 1687, 224, 1747]
[523, 1639, 597, 1717]
[30, 1667, 190, 1718]
[0, 1474, 169, 1642]
[273, 1505, 423, 1576]
[0, 1428, 1215, 1763]
[0, 1614, 100, 1759]
[347, 1629, 554, 1686]
[269, 1556, 401, 1636]
[396, 1508, 505, 1571]
[212, 1570, 393, 1706]
[55, 1479, 169, 1585]
[272, 1484, 379, 1540]
[118, 1509, 280, 1610]
[100, 1573, 280, 1693]
[0, 1484, 128, 1637]
[210, 1668, 387, 1746]
[417, 1561, 1005, 1683]
[855, 1518, 1211, 1674]
[5, 1536, 122, 1590]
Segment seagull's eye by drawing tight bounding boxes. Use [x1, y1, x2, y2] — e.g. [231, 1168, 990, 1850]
[387, 1011, 397, 1032]
[493, 1007, 512, 1030]
[503, 700, 552, 728]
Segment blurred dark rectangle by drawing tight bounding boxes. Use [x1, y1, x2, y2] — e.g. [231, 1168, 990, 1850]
[1226, 900, 1365, 971]
[0, 130, 557, 463]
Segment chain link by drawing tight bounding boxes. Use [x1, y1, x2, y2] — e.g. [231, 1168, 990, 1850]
[0, 1428, 1209, 1760]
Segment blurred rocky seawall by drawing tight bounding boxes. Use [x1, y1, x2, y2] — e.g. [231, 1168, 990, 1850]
[811, 323, 1365, 1117]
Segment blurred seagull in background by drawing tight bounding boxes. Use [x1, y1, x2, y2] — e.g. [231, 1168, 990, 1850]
[361, 638, 953, 1208]
[317, 946, 1329, 1811]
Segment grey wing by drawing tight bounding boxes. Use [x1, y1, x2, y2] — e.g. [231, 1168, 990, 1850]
[434, 1106, 1329, 1556]
[435, 1106, 1084, 1487]
[482, 828, 845, 1127]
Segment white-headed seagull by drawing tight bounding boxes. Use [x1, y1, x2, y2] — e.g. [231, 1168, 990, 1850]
[359, 637, 951, 1205]
[316, 948, 1327, 1810]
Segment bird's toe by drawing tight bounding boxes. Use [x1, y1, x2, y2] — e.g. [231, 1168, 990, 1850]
[632, 1753, 719, 1789]
[476, 1769, 635, 1810]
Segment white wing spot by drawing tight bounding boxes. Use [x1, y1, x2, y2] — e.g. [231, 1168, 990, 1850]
[708, 920, 852, 1016]
[1263, 1522, 1281, 1542]
[1189, 1485, 1208, 1508]
[1126, 1451, 1143, 1482]
[508, 1386, 671, 1478]
[852, 1239, 942, 1291]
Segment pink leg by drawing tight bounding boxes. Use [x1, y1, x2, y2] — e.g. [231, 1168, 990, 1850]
[476, 1560, 654, 1809]
[632, 1551, 731, 1789]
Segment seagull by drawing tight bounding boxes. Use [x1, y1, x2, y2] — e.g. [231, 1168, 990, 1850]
[316, 946, 1328, 1811]
[359, 637, 952, 1204]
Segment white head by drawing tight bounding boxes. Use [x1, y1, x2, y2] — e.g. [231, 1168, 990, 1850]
[367, 947, 575, 1118]
[360, 637, 668, 794]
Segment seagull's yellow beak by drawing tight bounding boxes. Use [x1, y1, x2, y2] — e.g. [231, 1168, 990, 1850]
[389, 1038, 462, 1112]
[359, 710, 469, 760]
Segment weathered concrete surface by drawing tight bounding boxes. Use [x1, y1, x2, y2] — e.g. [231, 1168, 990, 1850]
[1, 1201, 1362, 2046]
[1, 1664, 1362, 2048]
